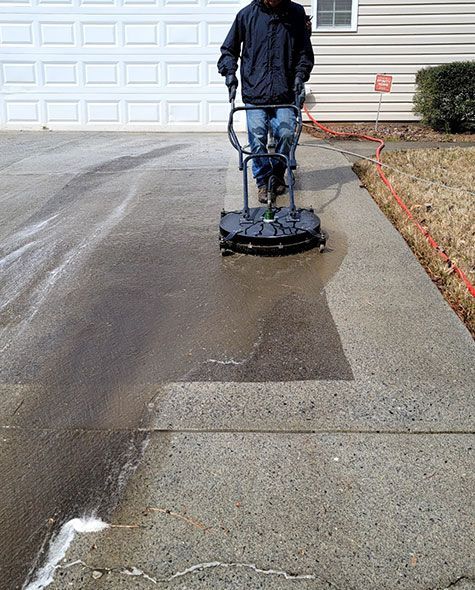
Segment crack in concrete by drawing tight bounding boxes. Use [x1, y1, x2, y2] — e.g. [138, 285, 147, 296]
[61, 559, 340, 587]
[164, 561, 320, 582]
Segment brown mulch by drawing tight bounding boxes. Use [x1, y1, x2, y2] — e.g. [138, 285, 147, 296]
[304, 121, 475, 143]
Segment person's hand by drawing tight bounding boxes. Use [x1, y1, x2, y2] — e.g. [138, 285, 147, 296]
[293, 75, 304, 96]
[225, 74, 238, 102]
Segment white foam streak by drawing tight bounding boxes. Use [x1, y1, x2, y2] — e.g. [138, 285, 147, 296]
[23, 517, 109, 590]
[0, 242, 36, 269]
[207, 357, 246, 366]
[27, 181, 138, 322]
[5, 215, 58, 246]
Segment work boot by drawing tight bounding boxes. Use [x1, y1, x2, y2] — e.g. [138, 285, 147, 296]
[257, 185, 268, 204]
[271, 178, 287, 197]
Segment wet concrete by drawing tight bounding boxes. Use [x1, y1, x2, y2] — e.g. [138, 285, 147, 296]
[0, 132, 351, 589]
[0, 429, 147, 590]
[2, 147, 352, 428]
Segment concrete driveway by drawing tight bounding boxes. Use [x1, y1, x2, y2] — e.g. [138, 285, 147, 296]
[0, 132, 473, 590]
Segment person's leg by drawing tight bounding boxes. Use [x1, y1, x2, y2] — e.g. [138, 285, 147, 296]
[269, 107, 296, 185]
[246, 106, 271, 187]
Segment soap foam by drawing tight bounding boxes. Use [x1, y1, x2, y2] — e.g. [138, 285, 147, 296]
[23, 517, 109, 590]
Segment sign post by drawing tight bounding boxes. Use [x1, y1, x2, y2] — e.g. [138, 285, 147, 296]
[374, 74, 393, 131]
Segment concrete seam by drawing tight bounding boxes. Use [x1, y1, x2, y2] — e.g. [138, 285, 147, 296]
[2, 426, 474, 435]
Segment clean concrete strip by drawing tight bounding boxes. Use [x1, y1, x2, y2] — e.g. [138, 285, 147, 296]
[50, 432, 474, 590]
[148, 379, 475, 433]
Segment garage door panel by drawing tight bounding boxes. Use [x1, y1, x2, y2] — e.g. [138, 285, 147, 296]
[0, 21, 34, 45]
[84, 61, 119, 85]
[165, 62, 201, 86]
[43, 61, 79, 85]
[2, 61, 37, 84]
[46, 100, 80, 122]
[5, 100, 40, 122]
[125, 62, 160, 85]
[126, 100, 161, 123]
[164, 21, 201, 45]
[86, 100, 120, 121]
[124, 22, 159, 45]
[40, 21, 76, 45]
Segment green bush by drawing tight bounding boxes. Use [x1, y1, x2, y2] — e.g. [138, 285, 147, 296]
[413, 61, 475, 133]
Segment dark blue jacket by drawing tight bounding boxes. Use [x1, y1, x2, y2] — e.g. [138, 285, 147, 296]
[218, 0, 314, 105]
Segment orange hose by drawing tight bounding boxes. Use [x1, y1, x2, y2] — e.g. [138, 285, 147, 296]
[303, 104, 475, 298]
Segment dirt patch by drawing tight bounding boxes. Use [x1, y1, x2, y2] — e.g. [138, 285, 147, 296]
[304, 121, 475, 143]
[353, 147, 475, 336]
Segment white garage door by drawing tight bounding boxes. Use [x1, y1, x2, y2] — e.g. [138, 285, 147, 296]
[0, 0, 246, 130]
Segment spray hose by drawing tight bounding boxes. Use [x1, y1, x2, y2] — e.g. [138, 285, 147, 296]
[303, 104, 475, 299]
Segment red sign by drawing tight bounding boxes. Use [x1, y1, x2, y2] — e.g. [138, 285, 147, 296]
[374, 74, 393, 93]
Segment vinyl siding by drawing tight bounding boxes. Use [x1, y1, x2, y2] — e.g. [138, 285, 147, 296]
[302, 0, 475, 121]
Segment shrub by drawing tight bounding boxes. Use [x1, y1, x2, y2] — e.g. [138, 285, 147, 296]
[413, 61, 475, 133]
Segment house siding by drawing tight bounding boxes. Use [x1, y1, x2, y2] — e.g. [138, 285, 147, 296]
[302, 0, 475, 121]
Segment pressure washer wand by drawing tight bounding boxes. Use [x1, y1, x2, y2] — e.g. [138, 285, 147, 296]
[263, 201, 275, 222]
[263, 176, 276, 222]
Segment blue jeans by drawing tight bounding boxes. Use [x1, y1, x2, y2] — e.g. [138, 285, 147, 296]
[246, 106, 296, 187]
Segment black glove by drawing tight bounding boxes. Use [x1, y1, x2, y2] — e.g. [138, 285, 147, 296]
[293, 75, 304, 96]
[294, 75, 306, 107]
[225, 74, 238, 102]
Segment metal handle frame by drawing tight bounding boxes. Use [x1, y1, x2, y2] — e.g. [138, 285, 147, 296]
[227, 98, 303, 219]
[241, 152, 298, 219]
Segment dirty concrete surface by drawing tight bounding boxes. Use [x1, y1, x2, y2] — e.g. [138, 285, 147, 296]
[0, 131, 474, 590]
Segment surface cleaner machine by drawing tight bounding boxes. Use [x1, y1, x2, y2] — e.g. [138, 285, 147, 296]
[219, 98, 326, 256]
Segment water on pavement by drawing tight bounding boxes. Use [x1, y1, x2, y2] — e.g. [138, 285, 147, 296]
[0, 134, 351, 588]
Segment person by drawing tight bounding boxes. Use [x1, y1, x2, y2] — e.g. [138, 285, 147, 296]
[218, 0, 314, 203]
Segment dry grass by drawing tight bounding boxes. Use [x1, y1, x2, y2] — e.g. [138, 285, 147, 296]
[353, 147, 475, 336]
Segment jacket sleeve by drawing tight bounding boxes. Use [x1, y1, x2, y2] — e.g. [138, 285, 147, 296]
[217, 14, 242, 77]
[295, 8, 314, 82]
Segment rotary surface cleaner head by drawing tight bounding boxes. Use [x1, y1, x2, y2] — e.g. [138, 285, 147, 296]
[219, 206, 325, 256]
